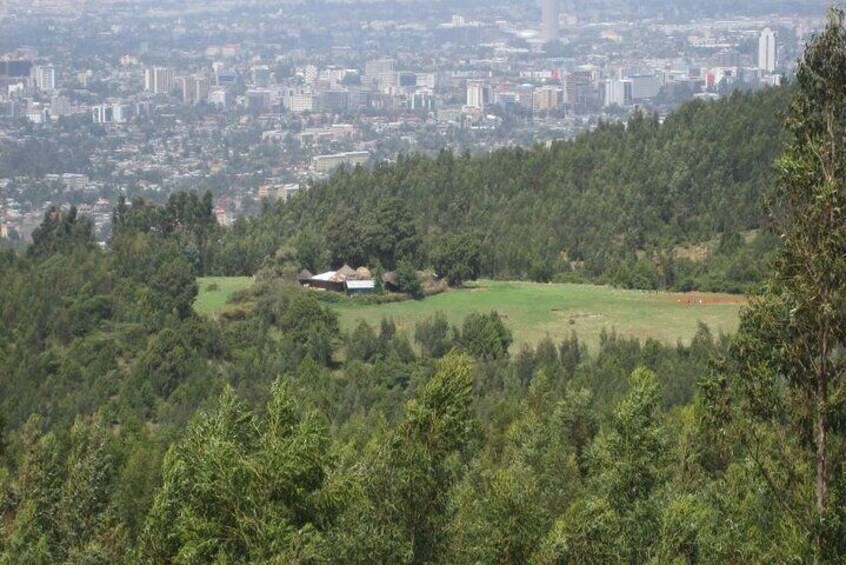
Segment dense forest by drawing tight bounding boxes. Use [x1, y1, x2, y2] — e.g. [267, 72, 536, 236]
[2, 10, 846, 564]
[204, 84, 791, 293]
[91, 77, 792, 293]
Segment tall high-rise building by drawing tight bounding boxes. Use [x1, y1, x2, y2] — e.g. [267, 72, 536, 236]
[541, 0, 559, 42]
[195, 77, 210, 103]
[758, 27, 776, 72]
[144, 68, 155, 92]
[630, 74, 662, 100]
[533, 85, 562, 111]
[181, 76, 195, 104]
[364, 59, 394, 88]
[35, 65, 57, 92]
[182, 75, 210, 104]
[566, 70, 599, 115]
[316, 90, 350, 113]
[144, 67, 174, 94]
[466, 81, 486, 109]
[604, 79, 633, 107]
[303, 65, 319, 85]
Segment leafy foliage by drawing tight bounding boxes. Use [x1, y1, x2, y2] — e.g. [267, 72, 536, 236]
[142, 381, 338, 563]
[213, 87, 790, 291]
[459, 311, 513, 361]
[706, 9, 846, 560]
[4, 43, 846, 563]
[430, 233, 482, 287]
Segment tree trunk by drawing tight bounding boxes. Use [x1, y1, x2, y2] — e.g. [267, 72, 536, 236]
[815, 339, 828, 561]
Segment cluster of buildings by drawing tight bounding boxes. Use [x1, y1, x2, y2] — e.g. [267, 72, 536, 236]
[298, 264, 379, 295]
[461, 25, 785, 116]
[0, 0, 825, 243]
[0, 22, 794, 138]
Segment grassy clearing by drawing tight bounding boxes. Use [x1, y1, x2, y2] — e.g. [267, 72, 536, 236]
[195, 276, 252, 317]
[195, 277, 745, 350]
[334, 280, 745, 350]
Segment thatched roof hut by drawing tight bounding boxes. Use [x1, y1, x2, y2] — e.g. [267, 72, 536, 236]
[354, 266, 373, 280]
[296, 269, 314, 282]
[336, 264, 356, 279]
[382, 271, 399, 291]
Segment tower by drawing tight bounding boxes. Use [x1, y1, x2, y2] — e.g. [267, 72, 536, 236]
[758, 27, 776, 72]
[541, 0, 559, 43]
[466, 81, 485, 109]
[144, 67, 174, 94]
[35, 66, 57, 92]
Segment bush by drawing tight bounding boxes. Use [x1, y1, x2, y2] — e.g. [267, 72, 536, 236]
[395, 260, 423, 299]
[459, 311, 513, 361]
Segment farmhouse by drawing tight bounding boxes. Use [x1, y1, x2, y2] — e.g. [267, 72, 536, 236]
[345, 279, 376, 295]
[301, 264, 376, 295]
[307, 270, 345, 292]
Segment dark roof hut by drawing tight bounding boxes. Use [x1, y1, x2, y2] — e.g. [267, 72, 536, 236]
[296, 269, 314, 283]
[382, 271, 399, 292]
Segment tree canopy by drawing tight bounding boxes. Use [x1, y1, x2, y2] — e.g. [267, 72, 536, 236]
[4, 24, 846, 563]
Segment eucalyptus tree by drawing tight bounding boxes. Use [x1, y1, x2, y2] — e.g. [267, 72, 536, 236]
[712, 9, 846, 560]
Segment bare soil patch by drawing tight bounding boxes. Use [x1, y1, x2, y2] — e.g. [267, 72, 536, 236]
[663, 291, 748, 306]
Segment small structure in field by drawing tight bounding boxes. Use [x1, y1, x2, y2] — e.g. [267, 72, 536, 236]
[336, 264, 356, 279]
[345, 279, 376, 296]
[354, 266, 373, 280]
[308, 270, 346, 292]
[382, 271, 400, 292]
[304, 264, 376, 295]
[296, 269, 314, 284]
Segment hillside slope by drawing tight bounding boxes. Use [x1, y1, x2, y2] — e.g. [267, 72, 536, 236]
[214, 87, 790, 291]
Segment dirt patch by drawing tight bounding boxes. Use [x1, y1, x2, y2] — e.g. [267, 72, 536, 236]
[551, 310, 603, 320]
[663, 292, 748, 306]
[570, 312, 603, 319]
[673, 243, 711, 262]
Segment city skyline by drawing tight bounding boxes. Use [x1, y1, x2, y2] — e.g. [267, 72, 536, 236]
[0, 0, 825, 242]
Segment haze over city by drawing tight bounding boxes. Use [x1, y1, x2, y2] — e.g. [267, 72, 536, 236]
[0, 0, 827, 241]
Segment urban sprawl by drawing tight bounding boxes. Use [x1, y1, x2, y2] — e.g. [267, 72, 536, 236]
[0, 0, 823, 242]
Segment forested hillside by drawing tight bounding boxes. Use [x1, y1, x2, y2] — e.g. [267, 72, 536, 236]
[211, 86, 790, 292]
[3, 11, 846, 563]
[0, 205, 739, 561]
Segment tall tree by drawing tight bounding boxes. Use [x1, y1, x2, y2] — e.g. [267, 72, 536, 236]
[430, 233, 481, 287]
[331, 353, 476, 563]
[141, 381, 337, 563]
[364, 197, 421, 270]
[714, 9, 846, 560]
[459, 311, 513, 361]
[536, 368, 665, 564]
[28, 206, 94, 261]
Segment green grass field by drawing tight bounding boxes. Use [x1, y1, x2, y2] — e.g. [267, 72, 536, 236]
[197, 277, 745, 350]
[195, 276, 253, 317]
[335, 281, 744, 349]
